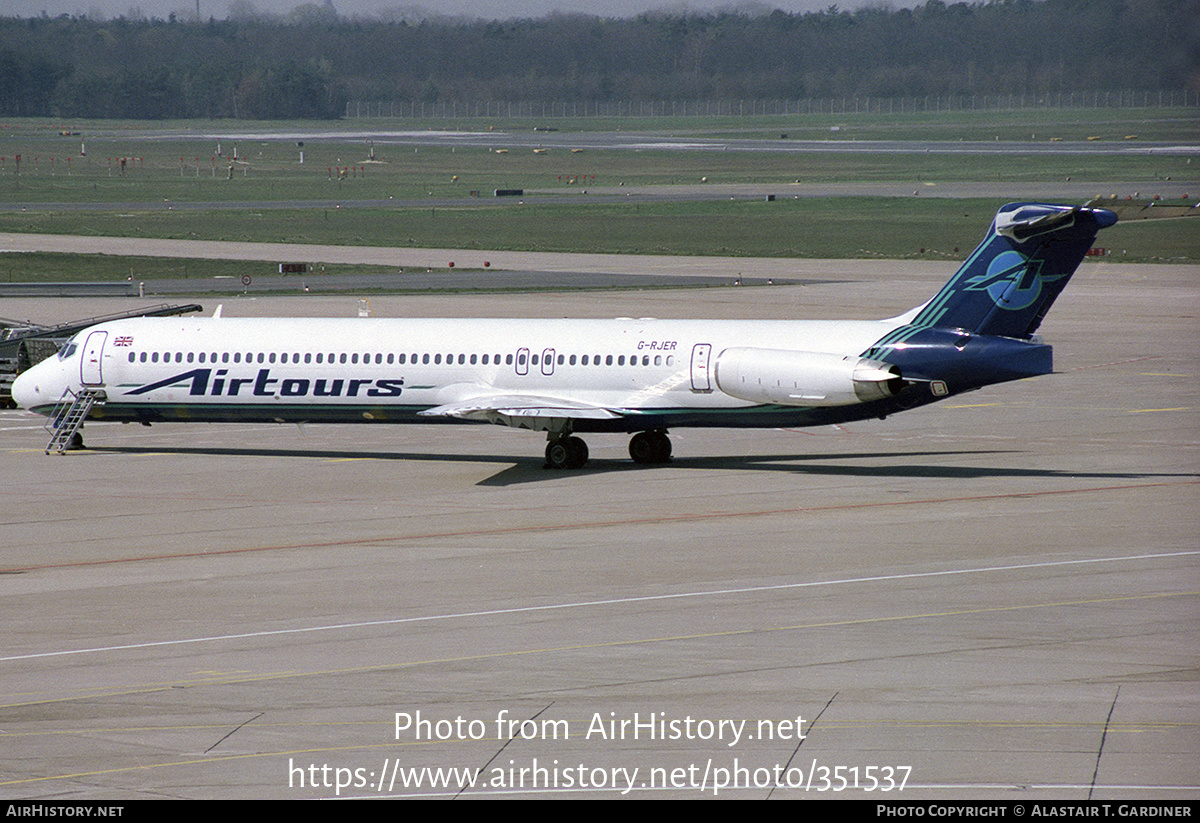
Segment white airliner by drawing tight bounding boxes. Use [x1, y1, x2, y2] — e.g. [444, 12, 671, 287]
[14, 202, 1117, 468]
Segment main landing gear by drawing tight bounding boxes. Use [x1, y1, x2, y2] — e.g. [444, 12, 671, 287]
[628, 429, 672, 464]
[543, 429, 673, 470]
[545, 435, 589, 470]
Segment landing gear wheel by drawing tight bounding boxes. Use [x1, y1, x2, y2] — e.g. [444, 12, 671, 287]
[567, 436, 588, 467]
[545, 435, 588, 469]
[629, 430, 671, 464]
[67, 431, 85, 450]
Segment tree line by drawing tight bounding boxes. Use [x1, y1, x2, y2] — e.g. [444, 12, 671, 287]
[0, 0, 1194, 121]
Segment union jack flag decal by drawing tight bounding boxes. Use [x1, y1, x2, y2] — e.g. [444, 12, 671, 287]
[113, 336, 134, 346]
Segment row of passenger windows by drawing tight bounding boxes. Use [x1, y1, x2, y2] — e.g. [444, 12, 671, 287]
[128, 350, 677, 367]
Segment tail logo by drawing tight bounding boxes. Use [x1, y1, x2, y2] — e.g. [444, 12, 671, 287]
[965, 250, 1060, 312]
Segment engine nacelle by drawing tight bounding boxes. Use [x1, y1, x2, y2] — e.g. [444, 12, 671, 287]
[714, 348, 905, 407]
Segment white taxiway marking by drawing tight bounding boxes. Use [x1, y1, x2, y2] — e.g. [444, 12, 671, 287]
[3, 550, 1194, 663]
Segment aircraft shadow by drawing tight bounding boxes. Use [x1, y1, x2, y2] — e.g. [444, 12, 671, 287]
[90, 445, 1194, 488]
[479, 451, 1193, 487]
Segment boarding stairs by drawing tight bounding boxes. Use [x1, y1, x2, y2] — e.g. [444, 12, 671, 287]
[44, 388, 104, 454]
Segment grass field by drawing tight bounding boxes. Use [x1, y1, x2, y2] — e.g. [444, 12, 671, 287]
[0, 197, 1192, 266]
[0, 147, 1186, 202]
[0, 107, 1194, 277]
[0, 252, 402, 286]
[1, 109, 1195, 202]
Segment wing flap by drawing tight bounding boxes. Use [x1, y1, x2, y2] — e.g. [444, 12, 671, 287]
[418, 394, 627, 422]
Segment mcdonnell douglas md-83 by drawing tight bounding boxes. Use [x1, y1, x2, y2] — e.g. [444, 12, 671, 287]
[14, 202, 1118, 468]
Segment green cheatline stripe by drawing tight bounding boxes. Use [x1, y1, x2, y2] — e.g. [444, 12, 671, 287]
[47, 400, 810, 420]
[859, 323, 926, 360]
[84, 401, 434, 416]
[860, 231, 1006, 357]
[910, 241, 991, 327]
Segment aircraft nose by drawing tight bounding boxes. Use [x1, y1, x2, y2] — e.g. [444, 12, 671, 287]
[11, 361, 54, 411]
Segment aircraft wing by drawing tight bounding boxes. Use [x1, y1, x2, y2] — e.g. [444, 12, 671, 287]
[418, 394, 629, 422]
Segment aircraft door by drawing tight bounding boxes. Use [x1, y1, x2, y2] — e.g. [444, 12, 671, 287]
[690, 343, 712, 392]
[80, 331, 108, 386]
[541, 348, 555, 376]
[515, 347, 529, 376]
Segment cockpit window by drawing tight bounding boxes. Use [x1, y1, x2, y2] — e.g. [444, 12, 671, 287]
[57, 341, 78, 360]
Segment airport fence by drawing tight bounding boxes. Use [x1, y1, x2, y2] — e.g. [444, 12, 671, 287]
[344, 89, 1199, 120]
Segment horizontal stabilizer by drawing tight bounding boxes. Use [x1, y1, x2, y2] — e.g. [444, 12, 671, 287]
[1085, 198, 1200, 222]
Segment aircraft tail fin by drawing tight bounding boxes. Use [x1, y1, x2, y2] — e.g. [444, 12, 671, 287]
[908, 203, 1118, 339]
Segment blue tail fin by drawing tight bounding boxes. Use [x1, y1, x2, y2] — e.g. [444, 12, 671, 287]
[907, 203, 1118, 339]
